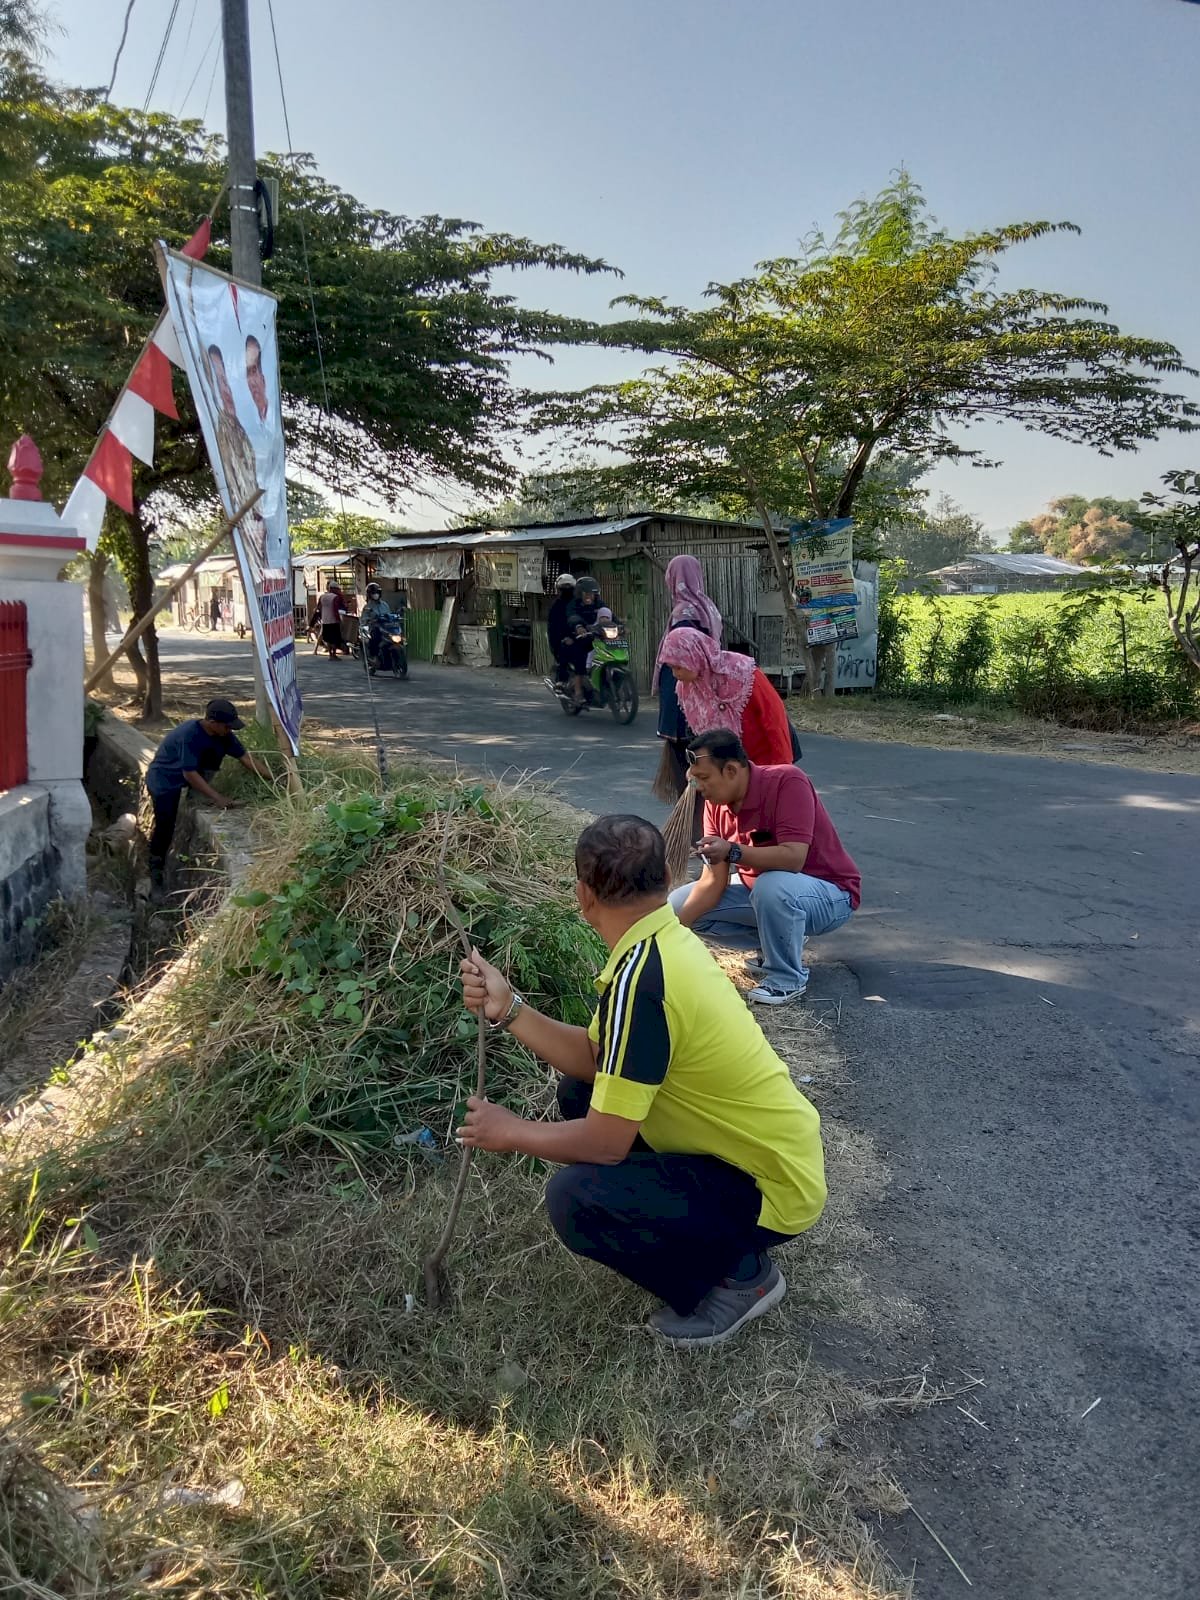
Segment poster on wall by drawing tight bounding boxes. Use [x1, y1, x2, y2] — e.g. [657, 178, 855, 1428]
[159, 245, 302, 752]
[790, 517, 859, 643]
[473, 546, 545, 594]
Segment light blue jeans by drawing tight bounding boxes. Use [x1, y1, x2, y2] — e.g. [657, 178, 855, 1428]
[668, 871, 853, 992]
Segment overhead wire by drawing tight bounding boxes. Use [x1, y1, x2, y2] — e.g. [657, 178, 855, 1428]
[264, 0, 390, 782]
[104, 0, 138, 98]
[167, 0, 200, 110]
[177, 19, 219, 118]
[143, 0, 182, 110]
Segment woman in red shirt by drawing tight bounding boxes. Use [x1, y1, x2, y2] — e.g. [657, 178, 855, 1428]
[657, 628, 795, 767]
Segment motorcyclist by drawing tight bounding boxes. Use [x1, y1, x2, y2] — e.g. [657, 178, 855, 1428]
[565, 576, 605, 705]
[546, 572, 576, 686]
[360, 581, 392, 673]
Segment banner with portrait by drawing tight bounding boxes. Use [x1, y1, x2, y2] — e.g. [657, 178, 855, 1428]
[159, 246, 303, 752]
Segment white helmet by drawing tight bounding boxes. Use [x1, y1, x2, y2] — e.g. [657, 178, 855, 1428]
[555, 572, 576, 589]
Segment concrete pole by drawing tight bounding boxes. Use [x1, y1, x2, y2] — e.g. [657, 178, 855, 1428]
[222, 0, 270, 725]
[222, 0, 261, 291]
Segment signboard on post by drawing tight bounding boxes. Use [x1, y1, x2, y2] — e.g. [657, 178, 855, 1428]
[159, 245, 303, 753]
[790, 517, 859, 643]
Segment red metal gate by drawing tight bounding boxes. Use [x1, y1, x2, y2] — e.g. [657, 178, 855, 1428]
[0, 600, 31, 790]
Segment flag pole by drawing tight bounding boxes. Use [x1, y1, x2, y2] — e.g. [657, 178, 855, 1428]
[83, 490, 263, 693]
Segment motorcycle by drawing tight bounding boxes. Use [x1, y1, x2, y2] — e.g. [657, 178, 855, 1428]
[545, 618, 639, 724]
[361, 610, 409, 679]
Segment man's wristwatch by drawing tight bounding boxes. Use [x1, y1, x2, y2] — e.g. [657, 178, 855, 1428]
[487, 990, 525, 1032]
[727, 843, 743, 867]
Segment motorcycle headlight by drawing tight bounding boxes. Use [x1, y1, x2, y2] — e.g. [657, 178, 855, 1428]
[602, 625, 620, 640]
[390, 632, 404, 645]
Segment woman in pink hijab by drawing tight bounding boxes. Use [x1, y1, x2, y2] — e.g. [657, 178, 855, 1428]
[658, 628, 795, 767]
[653, 556, 724, 800]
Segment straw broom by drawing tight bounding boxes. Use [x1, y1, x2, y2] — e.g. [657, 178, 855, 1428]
[662, 780, 700, 888]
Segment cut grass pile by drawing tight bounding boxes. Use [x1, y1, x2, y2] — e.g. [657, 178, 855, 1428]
[1, 757, 913, 1599]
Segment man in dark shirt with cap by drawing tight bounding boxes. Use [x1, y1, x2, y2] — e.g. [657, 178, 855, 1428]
[145, 698, 272, 888]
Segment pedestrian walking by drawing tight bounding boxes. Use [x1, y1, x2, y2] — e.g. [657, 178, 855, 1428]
[657, 627, 795, 768]
[315, 582, 349, 658]
[652, 555, 723, 803]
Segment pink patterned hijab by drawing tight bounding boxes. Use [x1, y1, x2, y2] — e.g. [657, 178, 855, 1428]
[657, 627, 755, 735]
[653, 555, 723, 688]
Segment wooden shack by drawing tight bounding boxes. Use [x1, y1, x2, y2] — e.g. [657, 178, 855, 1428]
[372, 513, 878, 691]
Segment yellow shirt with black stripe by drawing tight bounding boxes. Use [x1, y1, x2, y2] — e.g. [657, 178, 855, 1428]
[587, 902, 826, 1235]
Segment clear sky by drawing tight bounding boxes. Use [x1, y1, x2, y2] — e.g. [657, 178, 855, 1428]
[44, 0, 1200, 532]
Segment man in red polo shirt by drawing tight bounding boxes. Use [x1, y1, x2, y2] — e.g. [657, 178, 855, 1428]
[669, 727, 860, 1005]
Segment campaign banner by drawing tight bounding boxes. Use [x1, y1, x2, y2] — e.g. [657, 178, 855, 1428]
[159, 246, 302, 752]
[789, 517, 855, 614]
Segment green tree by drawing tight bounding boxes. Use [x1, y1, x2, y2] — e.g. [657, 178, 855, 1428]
[538, 174, 1198, 633]
[884, 492, 990, 577]
[1009, 495, 1144, 561]
[1140, 468, 1200, 674]
[1007, 520, 1046, 553]
[287, 512, 407, 555]
[0, 31, 609, 716]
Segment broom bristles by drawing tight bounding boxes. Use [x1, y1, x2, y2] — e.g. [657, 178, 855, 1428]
[651, 739, 687, 805]
[663, 782, 698, 887]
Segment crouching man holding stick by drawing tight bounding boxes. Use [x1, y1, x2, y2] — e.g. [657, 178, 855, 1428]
[457, 814, 826, 1348]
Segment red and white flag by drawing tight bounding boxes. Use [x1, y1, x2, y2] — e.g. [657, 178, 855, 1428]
[62, 221, 206, 550]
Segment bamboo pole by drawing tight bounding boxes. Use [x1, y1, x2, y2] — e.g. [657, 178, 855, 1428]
[83, 490, 263, 693]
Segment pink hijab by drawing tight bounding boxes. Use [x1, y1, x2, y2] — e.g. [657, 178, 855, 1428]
[657, 627, 755, 735]
[653, 555, 723, 688]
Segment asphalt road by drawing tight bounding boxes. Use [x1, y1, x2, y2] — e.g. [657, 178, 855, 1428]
[161, 633, 1200, 1599]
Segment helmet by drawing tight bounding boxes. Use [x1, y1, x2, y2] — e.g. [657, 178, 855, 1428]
[555, 572, 576, 590]
[575, 576, 601, 597]
[366, 582, 382, 599]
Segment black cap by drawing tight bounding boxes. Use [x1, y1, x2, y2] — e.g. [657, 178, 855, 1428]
[205, 697, 245, 729]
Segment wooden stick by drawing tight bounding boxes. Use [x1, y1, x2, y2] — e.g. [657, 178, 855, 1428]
[82, 489, 264, 693]
[422, 811, 488, 1311]
[909, 1505, 973, 1587]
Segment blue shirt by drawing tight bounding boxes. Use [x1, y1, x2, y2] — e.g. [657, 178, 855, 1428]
[146, 720, 246, 797]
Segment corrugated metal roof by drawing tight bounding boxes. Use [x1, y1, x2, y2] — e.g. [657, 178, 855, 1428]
[373, 517, 649, 553]
[292, 549, 360, 568]
[930, 552, 1089, 577]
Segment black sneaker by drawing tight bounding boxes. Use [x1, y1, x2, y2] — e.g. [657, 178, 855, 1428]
[747, 982, 806, 1006]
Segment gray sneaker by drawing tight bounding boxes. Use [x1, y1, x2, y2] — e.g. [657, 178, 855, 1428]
[649, 1259, 786, 1348]
[744, 954, 765, 976]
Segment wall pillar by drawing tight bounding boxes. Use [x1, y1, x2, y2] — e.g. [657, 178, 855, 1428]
[0, 436, 90, 910]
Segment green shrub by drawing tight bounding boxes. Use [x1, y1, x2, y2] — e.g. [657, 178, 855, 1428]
[881, 590, 1197, 726]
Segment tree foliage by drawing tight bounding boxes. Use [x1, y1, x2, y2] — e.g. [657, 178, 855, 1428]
[536, 174, 1198, 605]
[1008, 495, 1143, 561]
[883, 492, 991, 578]
[1140, 469, 1200, 675]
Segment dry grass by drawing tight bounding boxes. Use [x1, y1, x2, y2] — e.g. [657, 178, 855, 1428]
[0, 901, 102, 1045]
[1, 755, 915, 1600]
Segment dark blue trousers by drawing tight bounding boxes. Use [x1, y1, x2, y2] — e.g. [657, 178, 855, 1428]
[545, 1078, 793, 1314]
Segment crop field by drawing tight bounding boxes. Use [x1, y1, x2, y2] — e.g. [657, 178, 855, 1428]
[881, 589, 1196, 726]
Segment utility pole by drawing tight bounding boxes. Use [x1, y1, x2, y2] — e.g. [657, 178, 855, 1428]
[221, 0, 270, 723]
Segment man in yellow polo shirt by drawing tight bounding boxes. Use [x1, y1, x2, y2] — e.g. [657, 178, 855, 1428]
[457, 813, 826, 1348]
